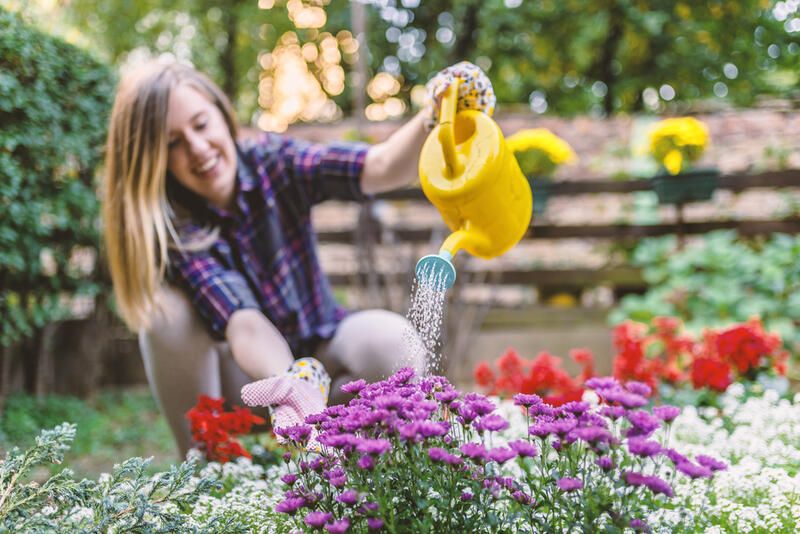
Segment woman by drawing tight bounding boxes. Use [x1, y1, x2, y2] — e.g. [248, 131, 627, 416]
[102, 60, 494, 456]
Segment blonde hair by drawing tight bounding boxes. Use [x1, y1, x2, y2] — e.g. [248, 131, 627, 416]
[102, 61, 237, 332]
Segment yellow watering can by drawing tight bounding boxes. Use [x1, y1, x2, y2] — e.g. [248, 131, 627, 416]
[415, 79, 533, 290]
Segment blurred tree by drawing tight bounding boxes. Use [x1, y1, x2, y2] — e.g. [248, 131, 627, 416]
[367, 0, 799, 115]
[12, 0, 800, 125]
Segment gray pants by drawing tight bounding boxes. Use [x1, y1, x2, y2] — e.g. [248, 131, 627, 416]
[139, 286, 425, 457]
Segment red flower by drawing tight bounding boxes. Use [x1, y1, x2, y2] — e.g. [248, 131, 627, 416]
[186, 395, 265, 463]
[474, 361, 495, 388]
[691, 357, 732, 392]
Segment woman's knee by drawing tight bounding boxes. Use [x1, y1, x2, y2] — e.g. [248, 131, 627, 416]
[324, 309, 426, 382]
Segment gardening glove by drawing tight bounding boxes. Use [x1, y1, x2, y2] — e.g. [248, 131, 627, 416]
[240, 357, 330, 447]
[423, 61, 496, 131]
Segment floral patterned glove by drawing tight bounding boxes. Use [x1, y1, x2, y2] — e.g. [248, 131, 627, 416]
[423, 61, 497, 131]
[240, 357, 330, 442]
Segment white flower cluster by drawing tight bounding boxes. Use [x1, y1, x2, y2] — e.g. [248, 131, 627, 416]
[649, 385, 800, 532]
[184, 456, 293, 533]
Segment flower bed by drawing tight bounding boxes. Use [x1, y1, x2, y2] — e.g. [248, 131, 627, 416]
[7, 371, 800, 533]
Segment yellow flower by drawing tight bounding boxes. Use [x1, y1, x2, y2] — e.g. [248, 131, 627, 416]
[506, 128, 577, 178]
[648, 117, 709, 175]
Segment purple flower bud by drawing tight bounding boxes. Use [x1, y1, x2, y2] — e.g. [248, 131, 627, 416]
[305, 511, 333, 529]
[653, 405, 681, 423]
[625, 410, 661, 437]
[630, 518, 648, 532]
[460, 491, 473, 501]
[556, 477, 583, 491]
[512, 490, 533, 504]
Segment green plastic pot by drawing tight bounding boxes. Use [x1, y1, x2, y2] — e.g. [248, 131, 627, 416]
[651, 167, 720, 205]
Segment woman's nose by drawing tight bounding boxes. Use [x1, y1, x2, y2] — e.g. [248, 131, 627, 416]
[184, 129, 210, 156]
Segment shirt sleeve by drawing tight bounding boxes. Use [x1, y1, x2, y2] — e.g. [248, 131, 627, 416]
[251, 133, 370, 208]
[168, 249, 261, 341]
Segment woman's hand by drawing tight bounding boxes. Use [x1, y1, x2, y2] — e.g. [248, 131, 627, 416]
[240, 357, 330, 443]
[422, 61, 496, 131]
[360, 61, 497, 195]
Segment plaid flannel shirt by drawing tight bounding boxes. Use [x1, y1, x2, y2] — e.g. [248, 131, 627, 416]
[167, 133, 369, 356]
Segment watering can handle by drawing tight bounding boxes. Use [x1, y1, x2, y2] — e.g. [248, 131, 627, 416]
[437, 79, 463, 178]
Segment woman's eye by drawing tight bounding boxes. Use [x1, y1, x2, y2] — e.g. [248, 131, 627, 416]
[167, 138, 180, 149]
[195, 120, 207, 130]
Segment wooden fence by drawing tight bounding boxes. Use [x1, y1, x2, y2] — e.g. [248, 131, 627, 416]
[2, 169, 798, 398]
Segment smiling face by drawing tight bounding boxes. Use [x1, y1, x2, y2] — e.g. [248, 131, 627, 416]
[166, 84, 238, 210]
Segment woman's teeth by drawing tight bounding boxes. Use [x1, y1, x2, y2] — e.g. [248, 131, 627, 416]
[197, 156, 218, 173]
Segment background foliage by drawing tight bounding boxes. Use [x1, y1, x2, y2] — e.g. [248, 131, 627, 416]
[609, 231, 800, 360]
[0, 8, 114, 348]
[9, 0, 799, 125]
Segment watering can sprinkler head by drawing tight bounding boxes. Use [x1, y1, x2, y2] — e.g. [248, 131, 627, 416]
[415, 250, 456, 291]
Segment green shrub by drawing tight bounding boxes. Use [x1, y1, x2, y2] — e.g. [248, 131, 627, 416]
[0, 8, 114, 347]
[609, 231, 800, 358]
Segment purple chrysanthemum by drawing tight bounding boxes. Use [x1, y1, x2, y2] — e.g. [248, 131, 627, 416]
[305, 511, 333, 529]
[596, 456, 613, 470]
[571, 426, 613, 444]
[696, 455, 727, 472]
[625, 410, 662, 437]
[325, 518, 350, 534]
[513, 393, 543, 407]
[556, 477, 583, 491]
[280, 473, 298, 486]
[653, 405, 681, 423]
[509, 439, 539, 457]
[366, 517, 384, 531]
[676, 461, 713, 479]
[624, 381, 652, 398]
[603, 388, 648, 408]
[662, 447, 688, 465]
[275, 496, 305, 514]
[460, 442, 488, 461]
[630, 518, 648, 531]
[336, 489, 359, 506]
[627, 437, 662, 458]
[487, 446, 517, 464]
[561, 401, 591, 416]
[474, 414, 510, 432]
[600, 405, 626, 420]
[585, 376, 620, 390]
[340, 379, 367, 395]
[357, 455, 375, 471]
[355, 438, 392, 456]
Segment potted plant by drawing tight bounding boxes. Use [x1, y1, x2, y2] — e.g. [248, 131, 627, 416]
[648, 116, 719, 205]
[506, 128, 577, 214]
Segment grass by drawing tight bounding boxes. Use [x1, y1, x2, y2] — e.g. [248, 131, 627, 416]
[0, 386, 178, 480]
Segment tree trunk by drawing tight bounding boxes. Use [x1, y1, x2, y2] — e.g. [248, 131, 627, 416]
[220, 5, 239, 102]
[597, 1, 625, 115]
[451, 0, 481, 62]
